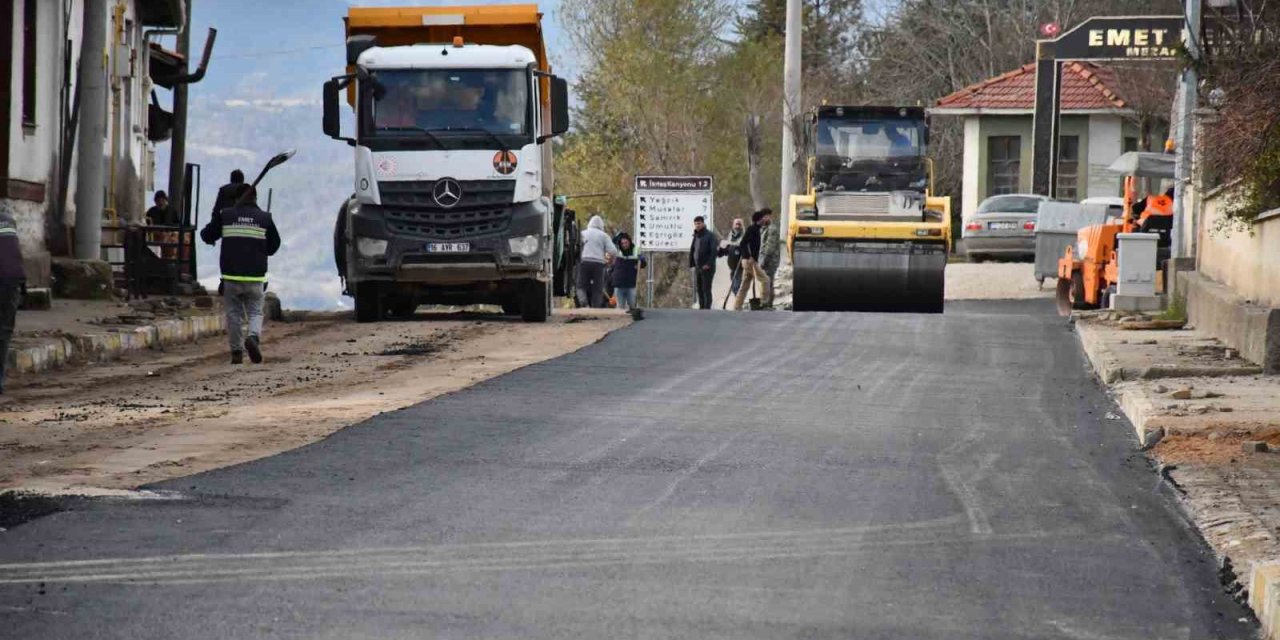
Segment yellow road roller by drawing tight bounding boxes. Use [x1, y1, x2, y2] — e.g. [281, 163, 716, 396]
[787, 106, 951, 313]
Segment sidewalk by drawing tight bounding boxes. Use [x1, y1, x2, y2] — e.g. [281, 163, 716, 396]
[8, 298, 225, 377]
[1075, 314, 1280, 638]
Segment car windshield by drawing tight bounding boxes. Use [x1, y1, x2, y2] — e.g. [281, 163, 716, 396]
[978, 196, 1043, 214]
[816, 117, 923, 161]
[371, 69, 529, 137]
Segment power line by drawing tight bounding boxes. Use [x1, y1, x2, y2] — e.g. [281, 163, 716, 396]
[215, 43, 344, 60]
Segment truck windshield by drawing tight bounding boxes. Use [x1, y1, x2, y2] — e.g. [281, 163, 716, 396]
[370, 69, 530, 140]
[816, 118, 923, 162]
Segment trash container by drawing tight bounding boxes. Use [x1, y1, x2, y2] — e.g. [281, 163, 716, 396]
[1034, 202, 1119, 284]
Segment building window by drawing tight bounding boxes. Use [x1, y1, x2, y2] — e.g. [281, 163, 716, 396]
[22, 0, 36, 127]
[1057, 135, 1080, 201]
[1123, 136, 1138, 153]
[987, 136, 1021, 196]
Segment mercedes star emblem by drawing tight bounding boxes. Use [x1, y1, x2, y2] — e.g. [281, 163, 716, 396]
[432, 178, 463, 208]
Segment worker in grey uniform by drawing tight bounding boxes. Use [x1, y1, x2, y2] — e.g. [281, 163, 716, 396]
[200, 186, 281, 364]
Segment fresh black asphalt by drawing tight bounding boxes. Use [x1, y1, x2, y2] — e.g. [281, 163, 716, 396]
[0, 301, 1256, 639]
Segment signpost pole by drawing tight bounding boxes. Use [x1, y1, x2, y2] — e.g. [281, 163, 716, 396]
[647, 251, 655, 307]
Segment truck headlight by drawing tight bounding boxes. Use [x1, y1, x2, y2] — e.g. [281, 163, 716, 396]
[508, 234, 540, 256]
[357, 237, 388, 257]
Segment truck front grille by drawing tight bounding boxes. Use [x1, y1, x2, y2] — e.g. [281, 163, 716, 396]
[384, 207, 511, 238]
[377, 179, 516, 238]
[378, 179, 515, 210]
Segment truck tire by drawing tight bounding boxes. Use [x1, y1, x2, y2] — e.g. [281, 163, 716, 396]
[354, 284, 383, 323]
[501, 298, 521, 316]
[520, 281, 550, 323]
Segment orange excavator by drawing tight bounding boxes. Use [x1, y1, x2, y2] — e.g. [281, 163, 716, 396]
[1056, 152, 1176, 315]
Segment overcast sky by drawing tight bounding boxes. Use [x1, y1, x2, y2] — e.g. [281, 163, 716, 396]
[162, 0, 572, 105]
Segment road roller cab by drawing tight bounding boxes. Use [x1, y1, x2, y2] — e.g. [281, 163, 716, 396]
[787, 106, 952, 313]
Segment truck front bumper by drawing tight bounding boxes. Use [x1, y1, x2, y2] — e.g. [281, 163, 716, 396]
[348, 200, 548, 286]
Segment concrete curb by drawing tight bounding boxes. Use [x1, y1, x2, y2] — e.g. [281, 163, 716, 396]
[1252, 563, 1280, 639]
[10, 313, 226, 376]
[1076, 321, 1263, 383]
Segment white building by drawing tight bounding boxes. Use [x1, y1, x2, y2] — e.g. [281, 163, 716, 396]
[2, 0, 185, 286]
[930, 62, 1167, 222]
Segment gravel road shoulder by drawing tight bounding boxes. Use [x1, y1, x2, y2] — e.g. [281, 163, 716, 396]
[0, 310, 629, 495]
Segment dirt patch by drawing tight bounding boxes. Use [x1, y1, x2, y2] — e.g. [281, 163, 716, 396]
[1155, 432, 1280, 466]
[0, 310, 629, 494]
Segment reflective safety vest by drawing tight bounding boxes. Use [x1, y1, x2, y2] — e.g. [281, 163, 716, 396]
[199, 203, 281, 282]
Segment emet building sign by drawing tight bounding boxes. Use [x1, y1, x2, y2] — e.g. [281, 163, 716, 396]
[1056, 16, 1186, 60]
[1031, 15, 1186, 197]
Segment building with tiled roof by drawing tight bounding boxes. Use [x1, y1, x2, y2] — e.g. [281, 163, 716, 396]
[930, 62, 1164, 226]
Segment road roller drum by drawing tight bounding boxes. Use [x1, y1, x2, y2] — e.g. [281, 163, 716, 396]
[792, 239, 946, 313]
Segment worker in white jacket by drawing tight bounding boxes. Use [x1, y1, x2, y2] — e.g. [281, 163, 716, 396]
[578, 215, 618, 308]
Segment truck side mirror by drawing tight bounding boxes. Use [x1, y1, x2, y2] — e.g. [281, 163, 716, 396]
[550, 76, 570, 137]
[323, 78, 353, 145]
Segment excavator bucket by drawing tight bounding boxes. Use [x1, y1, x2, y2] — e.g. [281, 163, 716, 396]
[792, 239, 946, 313]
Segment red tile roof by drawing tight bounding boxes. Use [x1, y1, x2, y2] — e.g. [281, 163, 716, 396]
[934, 62, 1128, 112]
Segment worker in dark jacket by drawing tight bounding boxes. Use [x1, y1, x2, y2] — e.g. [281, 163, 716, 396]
[733, 208, 773, 311]
[0, 205, 26, 393]
[688, 215, 719, 310]
[211, 169, 247, 218]
[610, 232, 646, 311]
[201, 186, 281, 365]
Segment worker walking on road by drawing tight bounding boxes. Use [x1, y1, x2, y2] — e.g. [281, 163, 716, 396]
[200, 186, 281, 365]
[0, 205, 25, 394]
[733, 209, 773, 311]
[689, 215, 719, 310]
[610, 232, 646, 311]
[578, 215, 617, 308]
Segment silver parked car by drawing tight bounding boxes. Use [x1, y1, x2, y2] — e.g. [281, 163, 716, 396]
[962, 194, 1050, 262]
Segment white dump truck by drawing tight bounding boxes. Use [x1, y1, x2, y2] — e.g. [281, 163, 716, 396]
[325, 4, 573, 322]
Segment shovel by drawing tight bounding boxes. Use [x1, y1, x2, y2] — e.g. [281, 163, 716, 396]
[233, 149, 297, 208]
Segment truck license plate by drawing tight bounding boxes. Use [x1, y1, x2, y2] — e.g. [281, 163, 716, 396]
[988, 221, 1018, 230]
[426, 242, 470, 253]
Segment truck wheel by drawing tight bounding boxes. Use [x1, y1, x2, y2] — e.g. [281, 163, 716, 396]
[520, 281, 550, 323]
[354, 284, 383, 323]
[501, 298, 521, 316]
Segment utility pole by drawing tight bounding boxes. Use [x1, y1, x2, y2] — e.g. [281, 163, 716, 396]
[74, 0, 108, 261]
[167, 2, 192, 217]
[778, 0, 802, 238]
[1171, 0, 1201, 260]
